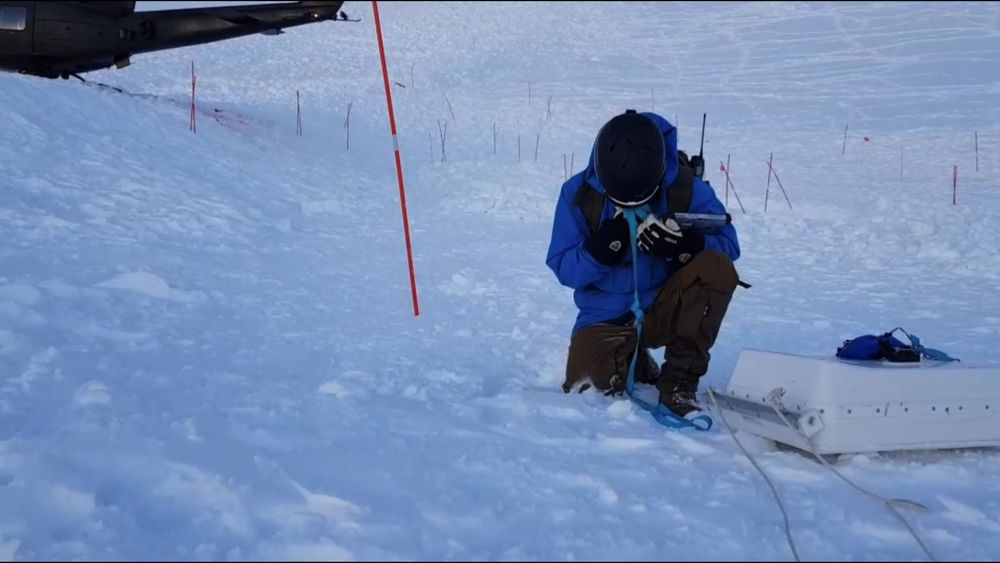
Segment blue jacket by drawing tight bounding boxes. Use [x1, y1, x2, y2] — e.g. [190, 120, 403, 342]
[545, 112, 740, 334]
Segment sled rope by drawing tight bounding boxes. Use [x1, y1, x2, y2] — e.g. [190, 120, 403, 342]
[762, 390, 936, 562]
[706, 387, 800, 562]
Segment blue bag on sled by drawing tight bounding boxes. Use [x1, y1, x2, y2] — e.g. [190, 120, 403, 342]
[836, 328, 957, 363]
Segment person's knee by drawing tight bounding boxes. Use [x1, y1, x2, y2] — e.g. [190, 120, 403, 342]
[563, 325, 634, 395]
[687, 251, 738, 293]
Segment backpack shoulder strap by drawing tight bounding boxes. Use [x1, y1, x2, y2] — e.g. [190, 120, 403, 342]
[573, 181, 605, 234]
[677, 149, 692, 169]
[666, 165, 694, 214]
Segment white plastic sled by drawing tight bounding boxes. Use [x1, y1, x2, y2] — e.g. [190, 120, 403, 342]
[710, 349, 1000, 455]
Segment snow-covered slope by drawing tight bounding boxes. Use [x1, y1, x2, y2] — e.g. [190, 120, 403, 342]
[2, 1, 999, 560]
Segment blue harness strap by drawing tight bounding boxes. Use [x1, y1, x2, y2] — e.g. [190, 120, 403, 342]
[890, 327, 960, 363]
[621, 208, 648, 398]
[622, 209, 713, 432]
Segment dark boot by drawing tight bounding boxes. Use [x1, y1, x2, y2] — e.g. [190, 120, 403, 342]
[657, 373, 702, 419]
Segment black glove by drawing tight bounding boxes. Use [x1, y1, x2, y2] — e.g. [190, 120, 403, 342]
[584, 213, 630, 266]
[637, 214, 705, 265]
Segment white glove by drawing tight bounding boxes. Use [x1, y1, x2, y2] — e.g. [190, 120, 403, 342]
[637, 214, 683, 256]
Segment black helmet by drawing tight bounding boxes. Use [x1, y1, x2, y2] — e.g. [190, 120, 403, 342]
[594, 110, 666, 208]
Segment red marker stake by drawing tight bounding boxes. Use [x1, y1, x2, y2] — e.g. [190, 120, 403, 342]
[373, 0, 420, 316]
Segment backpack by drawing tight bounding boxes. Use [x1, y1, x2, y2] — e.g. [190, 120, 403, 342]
[836, 332, 920, 363]
[573, 150, 696, 233]
[836, 328, 959, 363]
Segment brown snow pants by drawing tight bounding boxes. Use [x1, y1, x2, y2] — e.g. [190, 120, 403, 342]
[562, 251, 739, 397]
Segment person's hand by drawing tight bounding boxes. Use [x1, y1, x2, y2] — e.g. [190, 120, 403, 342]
[584, 213, 631, 266]
[637, 213, 704, 264]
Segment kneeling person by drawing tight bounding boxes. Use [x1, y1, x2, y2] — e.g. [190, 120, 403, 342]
[545, 109, 741, 419]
